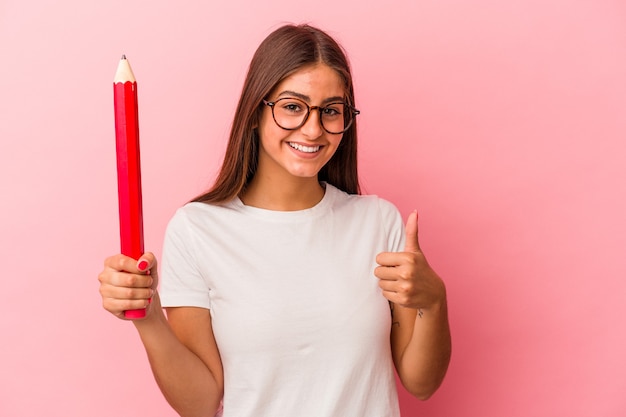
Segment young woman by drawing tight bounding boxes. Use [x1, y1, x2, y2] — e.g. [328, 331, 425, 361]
[99, 24, 451, 417]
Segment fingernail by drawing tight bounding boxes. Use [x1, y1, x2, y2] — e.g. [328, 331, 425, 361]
[137, 260, 149, 271]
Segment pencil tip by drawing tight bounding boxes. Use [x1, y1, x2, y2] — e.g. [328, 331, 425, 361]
[121, 54, 127, 60]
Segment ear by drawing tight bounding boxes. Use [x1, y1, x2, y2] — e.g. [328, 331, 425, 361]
[251, 104, 266, 129]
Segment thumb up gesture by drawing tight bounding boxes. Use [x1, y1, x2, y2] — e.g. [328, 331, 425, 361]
[375, 211, 446, 312]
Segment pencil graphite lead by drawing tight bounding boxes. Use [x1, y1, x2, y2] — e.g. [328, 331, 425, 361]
[121, 54, 127, 60]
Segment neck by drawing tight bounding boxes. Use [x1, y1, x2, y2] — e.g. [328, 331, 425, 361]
[240, 175, 325, 211]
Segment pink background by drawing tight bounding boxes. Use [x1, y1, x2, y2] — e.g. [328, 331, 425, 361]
[1, 1, 625, 416]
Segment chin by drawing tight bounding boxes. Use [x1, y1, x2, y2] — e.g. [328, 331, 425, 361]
[290, 163, 330, 178]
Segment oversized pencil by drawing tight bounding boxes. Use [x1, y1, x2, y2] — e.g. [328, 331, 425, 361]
[113, 55, 146, 319]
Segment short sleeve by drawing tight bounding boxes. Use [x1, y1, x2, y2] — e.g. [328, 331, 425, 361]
[159, 209, 212, 309]
[377, 198, 405, 253]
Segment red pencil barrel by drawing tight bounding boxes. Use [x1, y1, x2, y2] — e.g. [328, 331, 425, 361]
[114, 81, 144, 259]
[114, 79, 146, 319]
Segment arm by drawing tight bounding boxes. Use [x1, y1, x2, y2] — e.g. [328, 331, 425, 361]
[99, 254, 223, 417]
[375, 211, 452, 399]
[390, 288, 451, 399]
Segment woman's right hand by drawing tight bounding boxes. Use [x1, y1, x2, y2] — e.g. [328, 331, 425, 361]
[98, 253, 158, 320]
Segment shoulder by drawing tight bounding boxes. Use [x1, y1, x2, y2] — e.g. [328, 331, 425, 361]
[326, 183, 401, 219]
[165, 199, 241, 236]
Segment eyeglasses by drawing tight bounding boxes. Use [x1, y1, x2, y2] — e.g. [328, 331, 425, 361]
[263, 97, 360, 134]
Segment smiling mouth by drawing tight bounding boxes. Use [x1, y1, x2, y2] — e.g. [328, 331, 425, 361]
[288, 142, 321, 153]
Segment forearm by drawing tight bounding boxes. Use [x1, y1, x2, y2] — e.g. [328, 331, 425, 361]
[134, 297, 223, 417]
[393, 300, 452, 400]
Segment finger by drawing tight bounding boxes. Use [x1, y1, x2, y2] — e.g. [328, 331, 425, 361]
[137, 252, 157, 273]
[374, 265, 401, 281]
[100, 283, 154, 300]
[102, 296, 152, 317]
[380, 290, 416, 308]
[379, 278, 419, 306]
[376, 251, 416, 268]
[377, 278, 399, 293]
[104, 252, 157, 274]
[404, 210, 421, 253]
[100, 268, 153, 288]
[104, 254, 142, 274]
[380, 289, 407, 306]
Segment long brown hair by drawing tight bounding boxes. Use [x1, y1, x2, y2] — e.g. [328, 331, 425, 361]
[192, 24, 360, 204]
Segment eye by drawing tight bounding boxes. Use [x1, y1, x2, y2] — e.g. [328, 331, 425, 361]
[322, 104, 344, 117]
[279, 100, 306, 114]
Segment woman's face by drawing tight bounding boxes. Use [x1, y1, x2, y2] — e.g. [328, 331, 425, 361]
[256, 63, 346, 183]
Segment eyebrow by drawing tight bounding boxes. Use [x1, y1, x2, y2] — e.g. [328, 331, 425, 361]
[276, 90, 345, 104]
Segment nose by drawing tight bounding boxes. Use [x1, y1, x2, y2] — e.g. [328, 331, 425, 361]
[300, 107, 324, 139]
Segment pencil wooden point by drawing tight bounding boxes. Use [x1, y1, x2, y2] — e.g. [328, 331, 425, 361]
[114, 56, 136, 83]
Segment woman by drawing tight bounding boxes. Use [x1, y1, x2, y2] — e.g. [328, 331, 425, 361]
[99, 24, 451, 417]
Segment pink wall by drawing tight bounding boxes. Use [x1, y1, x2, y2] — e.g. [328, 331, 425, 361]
[1, 1, 624, 416]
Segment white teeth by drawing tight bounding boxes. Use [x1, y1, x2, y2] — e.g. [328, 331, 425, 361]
[288, 142, 320, 153]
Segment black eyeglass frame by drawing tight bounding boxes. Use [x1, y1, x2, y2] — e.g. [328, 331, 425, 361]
[262, 98, 360, 134]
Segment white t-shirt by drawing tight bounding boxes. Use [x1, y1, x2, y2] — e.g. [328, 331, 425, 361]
[160, 183, 406, 417]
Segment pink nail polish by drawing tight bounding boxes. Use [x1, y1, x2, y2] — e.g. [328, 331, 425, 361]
[137, 260, 148, 271]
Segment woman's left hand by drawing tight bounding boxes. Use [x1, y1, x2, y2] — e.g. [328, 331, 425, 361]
[374, 211, 446, 311]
